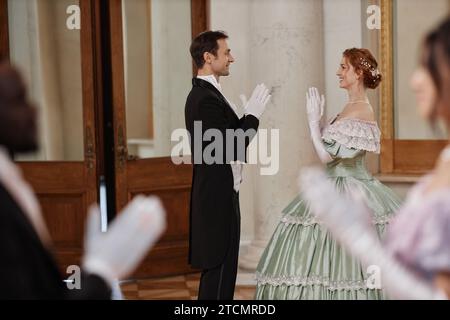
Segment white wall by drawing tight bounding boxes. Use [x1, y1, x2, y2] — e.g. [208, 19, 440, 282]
[123, 0, 152, 140]
[209, 0, 255, 242]
[394, 0, 449, 140]
[8, 0, 83, 161]
[151, 0, 192, 157]
[323, 0, 362, 119]
[209, 0, 325, 249]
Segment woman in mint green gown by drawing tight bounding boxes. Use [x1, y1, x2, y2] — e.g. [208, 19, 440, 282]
[255, 48, 402, 300]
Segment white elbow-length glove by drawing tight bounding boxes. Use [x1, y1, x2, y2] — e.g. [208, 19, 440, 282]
[82, 196, 166, 287]
[299, 167, 447, 300]
[306, 87, 332, 164]
[242, 83, 272, 119]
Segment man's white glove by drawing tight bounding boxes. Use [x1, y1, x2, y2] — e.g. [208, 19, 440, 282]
[299, 167, 447, 300]
[306, 87, 332, 164]
[82, 196, 166, 287]
[242, 83, 271, 119]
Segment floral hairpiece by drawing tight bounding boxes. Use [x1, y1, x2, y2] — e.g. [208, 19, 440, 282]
[359, 57, 380, 81]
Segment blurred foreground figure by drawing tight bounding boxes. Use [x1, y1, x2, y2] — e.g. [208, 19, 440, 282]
[300, 17, 450, 300]
[0, 61, 166, 299]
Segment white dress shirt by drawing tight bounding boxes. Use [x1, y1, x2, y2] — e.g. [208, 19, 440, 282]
[197, 75, 243, 192]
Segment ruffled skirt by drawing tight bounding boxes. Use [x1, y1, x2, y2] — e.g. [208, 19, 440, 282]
[255, 176, 401, 300]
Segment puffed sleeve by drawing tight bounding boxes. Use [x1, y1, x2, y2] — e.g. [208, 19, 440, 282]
[321, 118, 381, 159]
[414, 202, 450, 276]
[385, 188, 450, 280]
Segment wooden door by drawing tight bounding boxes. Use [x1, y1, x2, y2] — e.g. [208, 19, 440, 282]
[1, 0, 102, 272]
[0, 0, 209, 278]
[106, 0, 208, 278]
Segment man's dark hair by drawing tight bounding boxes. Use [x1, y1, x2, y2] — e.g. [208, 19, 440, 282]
[190, 30, 228, 69]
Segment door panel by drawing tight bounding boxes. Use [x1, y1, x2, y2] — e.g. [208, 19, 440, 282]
[0, 0, 208, 278]
[127, 158, 193, 277]
[0, 0, 9, 59]
[4, 0, 100, 272]
[109, 0, 207, 278]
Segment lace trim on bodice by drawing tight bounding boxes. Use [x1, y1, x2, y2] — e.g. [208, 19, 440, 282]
[255, 273, 379, 291]
[280, 214, 393, 226]
[322, 118, 381, 154]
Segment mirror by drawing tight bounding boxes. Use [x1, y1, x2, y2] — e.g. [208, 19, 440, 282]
[122, 0, 193, 159]
[393, 0, 449, 140]
[8, 0, 84, 161]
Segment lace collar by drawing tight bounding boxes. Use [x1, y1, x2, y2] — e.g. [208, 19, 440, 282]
[322, 117, 381, 153]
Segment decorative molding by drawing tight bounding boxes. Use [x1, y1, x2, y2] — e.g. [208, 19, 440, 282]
[378, 0, 445, 174]
[190, 0, 209, 76]
[379, 0, 394, 173]
[0, 0, 9, 60]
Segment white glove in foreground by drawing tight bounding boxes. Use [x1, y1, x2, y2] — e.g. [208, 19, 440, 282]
[82, 196, 166, 287]
[306, 87, 332, 164]
[243, 83, 271, 119]
[299, 167, 447, 300]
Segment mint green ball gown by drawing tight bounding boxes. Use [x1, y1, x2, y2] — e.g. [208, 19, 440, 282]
[255, 117, 402, 300]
